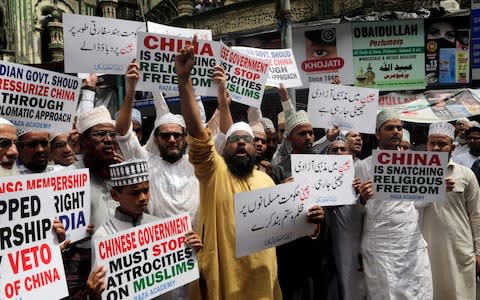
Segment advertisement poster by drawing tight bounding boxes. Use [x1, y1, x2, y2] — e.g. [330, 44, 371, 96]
[63, 14, 146, 74]
[472, 0, 480, 80]
[352, 19, 425, 91]
[0, 61, 81, 133]
[292, 23, 354, 87]
[425, 17, 470, 86]
[371, 150, 448, 202]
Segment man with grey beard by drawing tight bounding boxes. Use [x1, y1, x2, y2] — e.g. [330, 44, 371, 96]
[0, 117, 19, 176]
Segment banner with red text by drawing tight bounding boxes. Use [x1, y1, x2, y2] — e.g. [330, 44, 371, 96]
[93, 214, 198, 300]
[0, 176, 68, 299]
[136, 32, 220, 95]
[291, 154, 356, 206]
[371, 150, 448, 202]
[233, 46, 302, 88]
[234, 182, 315, 257]
[0, 61, 81, 133]
[64, 14, 146, 74]
[218, 42, 270, 108]
[308, 82, 379, 133]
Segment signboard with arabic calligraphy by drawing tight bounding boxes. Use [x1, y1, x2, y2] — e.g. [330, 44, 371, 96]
[307, 82, 379, 133]
[290, 154, 357, 206]
[233, 46, 302, 88]
[234, 182, 315, 257]
[63, 14, 146, 74]
[352, 19, 425, 91]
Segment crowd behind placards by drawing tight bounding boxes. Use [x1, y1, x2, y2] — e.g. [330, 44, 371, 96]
[0, 16, 479, 300]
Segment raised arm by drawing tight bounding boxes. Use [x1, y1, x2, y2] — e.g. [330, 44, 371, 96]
[116, 59, 140, 136]
[212, 65, 233, 134]
[176, 36, 208, 140]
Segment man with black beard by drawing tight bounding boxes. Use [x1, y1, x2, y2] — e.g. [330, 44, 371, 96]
[176, 39, 282, 299]
[16, 130, 52, 174]
[116, 60, 199, 227]
[269, 111, 330, 300]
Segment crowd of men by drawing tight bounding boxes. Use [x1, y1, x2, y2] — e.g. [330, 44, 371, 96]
[1, 39, 480, 300]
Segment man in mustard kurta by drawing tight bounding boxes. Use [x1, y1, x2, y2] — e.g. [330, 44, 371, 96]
[175, 38, 282, 300]
[422, 122, 480, 300]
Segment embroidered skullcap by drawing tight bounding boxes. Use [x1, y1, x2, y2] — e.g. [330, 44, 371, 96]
[154, 112, 185, 129]
[470, 121, 480, 128]
[261, 118, 275, 130]
[278, 111, 285, 125]
[114, 108, 142, 125]
[402, 129, 411, 143]
[77, 106, 114, 134]
[286, 110, 310, 136]
[338, 130, 349, 140]
[428, 122, 455, 139]
[376, 109, 400, 131]
[110, 159, 149, 187]
[226, 122, 254, 140]
[17, 129, 32, 137]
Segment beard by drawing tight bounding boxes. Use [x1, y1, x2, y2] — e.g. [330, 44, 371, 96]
[0, 164, 19, 177]
[160, 145, 186, 164]
[224, 151, 256, 179]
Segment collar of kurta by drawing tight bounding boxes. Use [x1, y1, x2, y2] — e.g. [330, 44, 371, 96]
[114, 207, 144, 226]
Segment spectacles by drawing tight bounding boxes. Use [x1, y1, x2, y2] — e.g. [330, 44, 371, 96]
[16, 140, 49, 149]
[158, 132, 184, 140]
[227, 134, 253, 143]
[89, 130, 119, 140]
[0, 138, 16, 149]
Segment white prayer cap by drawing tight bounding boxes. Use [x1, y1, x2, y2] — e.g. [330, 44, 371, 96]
[49, 131, 67, 142]
[226, 122, 254, 140]
[471, 121, 480, 128]
[286, 110, 311, 136]
[110, 159, 149, 187]
[261, 118, 275, 130]
[17, 129, 32, 137]
[456, 117, 470, 125]
[115, 108, 142, 125]
[376, 109, 400, 131]
[0, 117, 13, 127]
[77, 106, 114, 134]
[428, 122, 455, 139]
[402, 129, 411, 143]
[154, 112, 185, 129]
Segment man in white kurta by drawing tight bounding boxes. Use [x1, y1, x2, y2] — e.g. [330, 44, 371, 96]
[421, 122, 480, 300]
[356, 110, 432, 300]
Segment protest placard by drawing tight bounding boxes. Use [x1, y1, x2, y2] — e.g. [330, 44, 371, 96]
[0, 61, 81, 133]
[218, 42, 270, 108]
[234, 181, 316, 257]
[233, 46, 302, 88]
[63, 14, 145, 74]
[0, 169, 91, 244]
[291, 154, 356, 206]
[307, 82, 379, 133]
[147, 21, 212, 41]
[0, 183, 68, 300]
[371, 150, 448, 202]
[136, 32, 220, 95]
[93, 214, 199, 300]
